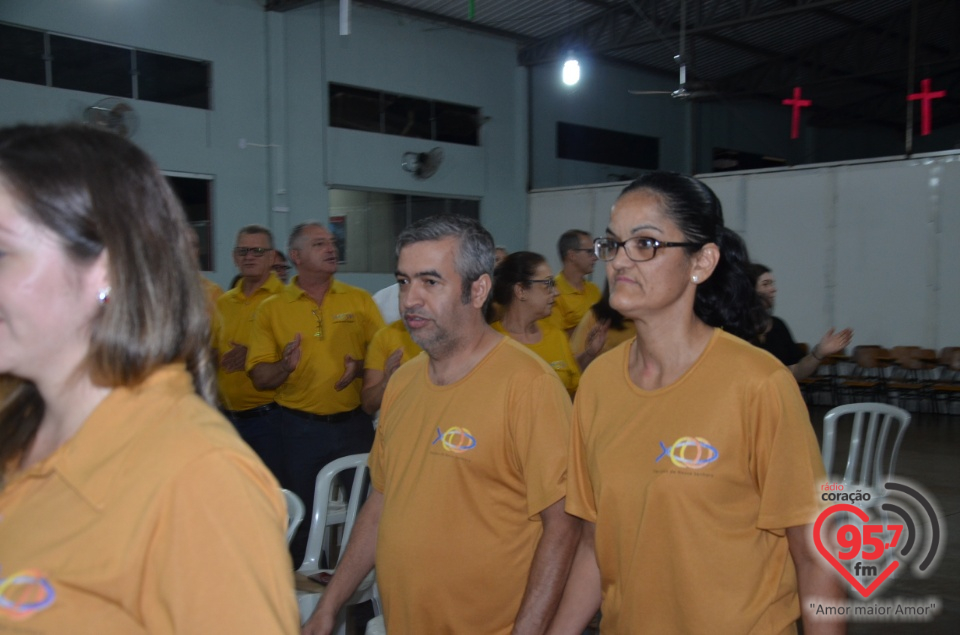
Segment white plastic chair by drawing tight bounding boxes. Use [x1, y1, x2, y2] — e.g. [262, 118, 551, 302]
[296, 454, 379, 633]
[281, 488, 306, 545]
[821, 403, 911, 580]
[821, 402, 911, 495]
[365, 615, 386, 635]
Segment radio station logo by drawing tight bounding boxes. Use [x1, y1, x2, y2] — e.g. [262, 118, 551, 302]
[813, 480, 944, 600]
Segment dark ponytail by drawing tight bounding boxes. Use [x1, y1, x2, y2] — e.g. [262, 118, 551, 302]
[617, 172, 765, 341]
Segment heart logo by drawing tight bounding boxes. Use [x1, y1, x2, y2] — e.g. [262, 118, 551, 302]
[813, 503, 899, 598]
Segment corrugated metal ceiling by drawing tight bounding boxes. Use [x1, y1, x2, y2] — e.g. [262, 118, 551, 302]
[267, 0, 960, 129]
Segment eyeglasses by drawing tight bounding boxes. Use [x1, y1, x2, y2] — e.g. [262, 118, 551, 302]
[312, 309, 324, 340]
[570, 248, 595, 254]
[594, 236, 704, 262]
[272, 264, 292, 272]
[234, 247, 271, 258]
[527, 277, 557, 289]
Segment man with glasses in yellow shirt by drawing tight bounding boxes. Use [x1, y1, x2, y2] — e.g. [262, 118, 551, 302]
[213, 224, 286, 482]
[549, 229, 601, 335]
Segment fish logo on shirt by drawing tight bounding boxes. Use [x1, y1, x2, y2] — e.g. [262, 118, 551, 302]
[656, 437, 719, 469]
[0, 568, 55, 620]
[432, 427, 478, 454]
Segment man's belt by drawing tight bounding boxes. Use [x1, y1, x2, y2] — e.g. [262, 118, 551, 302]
[279, 405, 358, 423]
[227, 402, 278, 419]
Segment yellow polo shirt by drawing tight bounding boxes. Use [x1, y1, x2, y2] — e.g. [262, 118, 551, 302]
[0, 365, 298, 634]
[213, 273, 284, 411]
[246, 277, 385, 415]
[491, 321, 580, 398]
[548, 273, 601, 332]
[364, 320, 423, 371]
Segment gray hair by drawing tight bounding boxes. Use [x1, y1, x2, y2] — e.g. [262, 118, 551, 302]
[287, 221, 327, 253]
[396, 215, 494, 304]
[236, 224, 274, 248]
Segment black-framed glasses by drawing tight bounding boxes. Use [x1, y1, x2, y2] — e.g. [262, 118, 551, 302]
[527, 277, 557, 289]
[312, 309, 324, 340]
[272, 264, 292, 272]
[234, 246, 271, 258]
[594, 236, 704, 262]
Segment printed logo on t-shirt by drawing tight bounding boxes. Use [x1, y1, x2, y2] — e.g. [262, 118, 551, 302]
[0, 568, 55, 620]
[550, 360, 569, 371]
[332, 312, 355, 323]
[655, 436, 719, 470]
[432, 426, 477, 454]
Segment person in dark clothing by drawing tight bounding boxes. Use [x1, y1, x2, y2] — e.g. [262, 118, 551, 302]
[748, 263, 852, 380]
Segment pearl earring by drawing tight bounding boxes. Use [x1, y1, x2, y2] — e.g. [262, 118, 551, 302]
[98, 286, 112, 305]
[691, 275, 699, 284]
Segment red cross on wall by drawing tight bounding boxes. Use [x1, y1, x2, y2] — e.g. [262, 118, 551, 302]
[907, 78, 946, 136]
[781, 87, 812, 139]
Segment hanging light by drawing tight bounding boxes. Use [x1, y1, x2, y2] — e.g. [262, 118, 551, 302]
[562, 53, 580, 86]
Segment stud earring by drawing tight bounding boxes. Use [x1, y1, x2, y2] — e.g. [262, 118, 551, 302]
[691, 275, 699, 284]
[98, 286, 112, 305]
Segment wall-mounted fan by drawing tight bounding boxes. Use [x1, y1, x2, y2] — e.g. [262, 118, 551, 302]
[401, 147, 444, 179]
[83, 97, 139, 138]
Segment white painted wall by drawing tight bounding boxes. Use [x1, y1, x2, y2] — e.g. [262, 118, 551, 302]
[528, 152, 960, 349]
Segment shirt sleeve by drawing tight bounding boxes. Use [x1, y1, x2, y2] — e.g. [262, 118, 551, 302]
[139, 450, 299, 634]
[246, 299, 281, 370]
[752, 367, 826, 531]
[364, 327, 390, 371]
[564, 386, 598, 522]
[509, 371, 572, 518]
[561, 334, 581, 394]
[361, 293, 387, 346]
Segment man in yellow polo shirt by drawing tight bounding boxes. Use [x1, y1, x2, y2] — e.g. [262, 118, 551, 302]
[549, 229, 601, 334]
[303, 215, 579, 635]
[213, 224, 285, 482]
[247, 221, 384, 563]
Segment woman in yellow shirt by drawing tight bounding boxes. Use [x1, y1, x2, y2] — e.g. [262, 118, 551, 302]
[0, 124, 297, 634]
[489, 251, 601, 398]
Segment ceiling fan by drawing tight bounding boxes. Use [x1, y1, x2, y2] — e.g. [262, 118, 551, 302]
[628, 0, 716, 101]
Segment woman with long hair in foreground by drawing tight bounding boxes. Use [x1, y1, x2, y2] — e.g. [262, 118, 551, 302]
[0, 124, 297, 633]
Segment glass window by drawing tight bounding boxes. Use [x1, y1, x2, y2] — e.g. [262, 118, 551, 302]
[167, 175, 214, 271]
[330, 188, 480, 273]
[435, 101, 479, 146]
[137, 51, 210, 109]
[329, 84, 382, 133]
[329, 83, 481, 146]
[383, 94, 432, 139]
[557, 121, 659, 170]
[50, 35, 132, 97]
[0, 24, 45, 85]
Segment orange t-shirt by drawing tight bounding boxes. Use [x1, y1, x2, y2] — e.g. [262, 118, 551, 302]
[567, 330, 825, 634]
[370, 337, 571, 634]
[0, 365, 298, 633]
